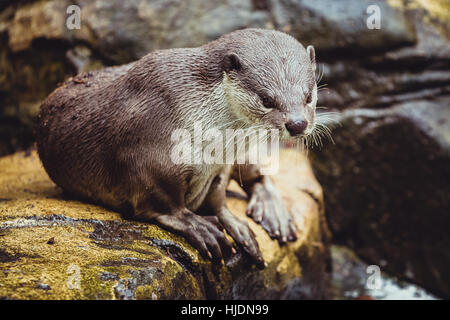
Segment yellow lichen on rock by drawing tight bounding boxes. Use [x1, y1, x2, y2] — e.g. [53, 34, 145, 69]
[0, 149, 330, 299]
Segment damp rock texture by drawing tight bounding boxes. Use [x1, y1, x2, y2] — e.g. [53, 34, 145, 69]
[0, 149, 331, 300]
[310, 3, 450, 299]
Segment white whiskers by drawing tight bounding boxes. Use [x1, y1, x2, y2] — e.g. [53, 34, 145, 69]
[295, 109, 341, 153]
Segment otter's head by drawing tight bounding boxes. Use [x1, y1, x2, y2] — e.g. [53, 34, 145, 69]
[220, 29, 317, 138]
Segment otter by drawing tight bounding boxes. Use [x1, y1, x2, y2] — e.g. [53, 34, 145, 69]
[35, 28, 318, 268]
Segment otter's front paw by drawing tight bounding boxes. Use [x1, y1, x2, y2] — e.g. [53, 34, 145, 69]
[246, 182, 297, 243]
[155, 211, 233, 263]
[217, 208, 265, 268]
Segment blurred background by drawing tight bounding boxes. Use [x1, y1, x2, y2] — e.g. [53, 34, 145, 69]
[0, 0, 449, 299]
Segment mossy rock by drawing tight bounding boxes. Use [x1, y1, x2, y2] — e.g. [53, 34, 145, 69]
[0, 149, 331, 299]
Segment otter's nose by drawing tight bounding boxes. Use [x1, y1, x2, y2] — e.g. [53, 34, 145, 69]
[285, 120, 308, 136]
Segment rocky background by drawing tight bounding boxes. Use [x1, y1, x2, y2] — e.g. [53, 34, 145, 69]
[0, 0, 449, 299]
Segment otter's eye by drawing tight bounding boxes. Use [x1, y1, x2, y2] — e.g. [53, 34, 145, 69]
[306, 93, 312, 104]
[261, 96, 276, 109]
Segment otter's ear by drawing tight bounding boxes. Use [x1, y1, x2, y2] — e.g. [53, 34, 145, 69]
[222, 53, 242, 73]
[306, 45, 316, 72]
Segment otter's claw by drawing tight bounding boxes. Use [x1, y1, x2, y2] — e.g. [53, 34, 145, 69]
[218, 208, 265, 268]
[247, 182, 297, 244]
[155, 211, 233, 262]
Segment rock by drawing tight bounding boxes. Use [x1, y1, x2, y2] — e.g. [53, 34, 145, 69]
[0, 38, 75, 155]
[309, 2, 450, 299]
[271, 0, 416, 56]
[0, 17, 77, 156]
[394, 0, 450, 39]
[311, 96, 450, 299]
[313, 2, 450, 111]
[330, 245, 437, 300]
[6, 0, 270, 64]
[7, 0, 71, 52]
[0, 149, 331, 299]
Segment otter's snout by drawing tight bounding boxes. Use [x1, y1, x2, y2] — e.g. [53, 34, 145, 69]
[285, 119, 308, 136]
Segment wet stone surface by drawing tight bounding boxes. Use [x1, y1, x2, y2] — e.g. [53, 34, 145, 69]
[330, 245, 438, 300]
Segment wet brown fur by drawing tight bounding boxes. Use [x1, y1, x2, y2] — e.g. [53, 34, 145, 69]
[35, 28, 317, 266]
